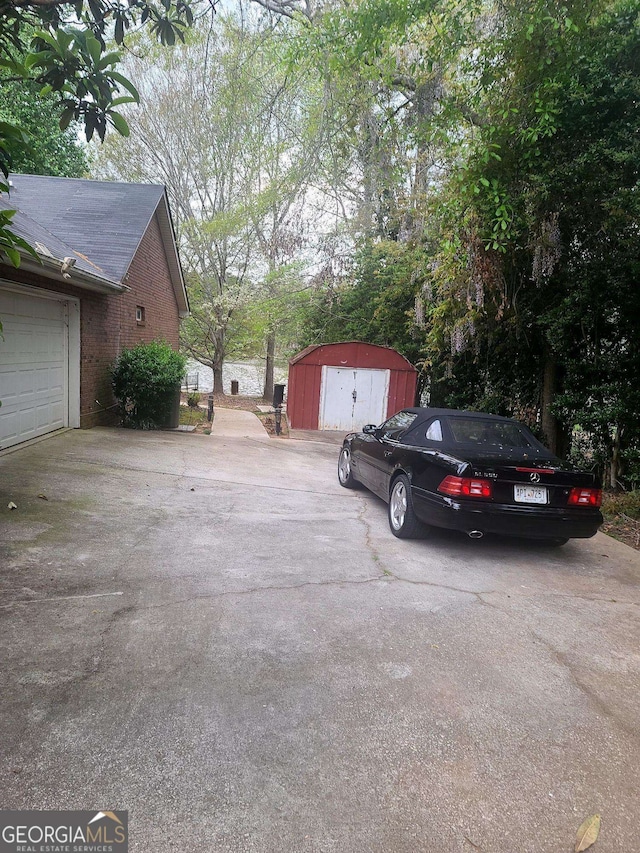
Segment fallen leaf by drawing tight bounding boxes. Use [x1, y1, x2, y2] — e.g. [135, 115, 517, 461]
[37, 493, 48, 501]
[575, 814, 601, 852]
[7, 501, 17, 510]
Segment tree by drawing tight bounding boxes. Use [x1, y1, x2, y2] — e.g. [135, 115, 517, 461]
[299, 239, 426, 394]
[95, 9, 326, 394]
[238, 31, 325, 398]
[420, 1, 596, 438]
[0, 0, 208, 266]
[280, 0, 639, 481]
[93, 16, 264, 393]
[0, 79, 87, 177]
[535, 0, 640, 483]
[418, 0, 640, 481]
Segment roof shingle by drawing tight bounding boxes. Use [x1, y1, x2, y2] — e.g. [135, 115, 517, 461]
[7, 174, 165, 284]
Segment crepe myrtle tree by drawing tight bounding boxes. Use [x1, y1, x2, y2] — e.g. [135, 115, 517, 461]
[0, 0, 215, 266]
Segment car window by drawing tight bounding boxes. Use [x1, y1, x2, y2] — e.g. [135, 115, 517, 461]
[380, 411, 418, 439]
[425, 419, 443, 442]
[447, 417, 535, 448]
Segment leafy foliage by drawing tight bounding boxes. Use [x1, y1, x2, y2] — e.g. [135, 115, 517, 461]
[79, 0, 640, 487]
[299, 239, 425, 386]
[0, 0, 210, 266]
[286, 0, 639, 483]
[0, 79, 87, 177]
[95, 13, 324, 395]
[111, 340, 186, 429]
[0, 0, 197, 138]
[302, 242, 415, 350]
[421, 0, 640, 481]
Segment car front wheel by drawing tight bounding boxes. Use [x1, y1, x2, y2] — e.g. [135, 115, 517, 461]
[388, 474, 427, 539]
[338, 447, 360, 489]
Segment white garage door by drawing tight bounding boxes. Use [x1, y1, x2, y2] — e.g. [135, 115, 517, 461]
[0, 287, 70, 450]
[319, 366, 390, 431]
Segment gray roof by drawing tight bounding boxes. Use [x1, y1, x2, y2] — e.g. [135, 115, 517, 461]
[0, 194, 115, 283]
[7, 174, 165, 282]
[4, 174, 188, 313]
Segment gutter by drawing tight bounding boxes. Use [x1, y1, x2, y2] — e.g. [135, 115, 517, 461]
[16, 251, 130, 295]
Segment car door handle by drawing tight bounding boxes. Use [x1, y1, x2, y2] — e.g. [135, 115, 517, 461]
[384, 450, 393, 458]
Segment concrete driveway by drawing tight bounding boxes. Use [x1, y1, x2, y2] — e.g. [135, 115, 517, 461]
[1, 427, 639, 852]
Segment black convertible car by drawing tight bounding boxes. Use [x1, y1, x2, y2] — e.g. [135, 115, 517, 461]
[338, 408, 603, 545]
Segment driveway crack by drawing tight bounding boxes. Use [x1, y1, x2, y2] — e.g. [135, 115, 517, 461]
[357, 496, 389, 574]
[476, 591, 639, 739]
[131, 575, 390, 611]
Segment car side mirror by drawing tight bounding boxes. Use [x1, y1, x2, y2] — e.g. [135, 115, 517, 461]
[363, 424, 378, 435]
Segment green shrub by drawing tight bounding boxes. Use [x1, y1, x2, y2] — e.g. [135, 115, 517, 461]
[112, 341, 186, 429]
[187, 392, 201, 408]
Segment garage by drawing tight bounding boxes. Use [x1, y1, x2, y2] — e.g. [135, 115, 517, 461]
[287, 341, 417, 431]
[0, 283, 80, 451]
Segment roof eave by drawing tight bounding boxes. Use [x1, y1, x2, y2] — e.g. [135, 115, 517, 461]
[157, 192, 190, 316]
[14, 252, 129, 295]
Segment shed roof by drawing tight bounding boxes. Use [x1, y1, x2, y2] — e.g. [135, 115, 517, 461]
[290, 341, 416, 371]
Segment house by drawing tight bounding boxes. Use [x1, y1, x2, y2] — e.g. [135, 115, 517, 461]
[0, 174, 189, 451]
[287, 342, 417, 431]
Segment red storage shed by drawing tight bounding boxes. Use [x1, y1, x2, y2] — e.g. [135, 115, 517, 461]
[287, 341, 417, 431]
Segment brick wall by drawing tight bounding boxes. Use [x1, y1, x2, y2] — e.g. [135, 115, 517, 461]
[120, 212, 181, 350]
[0, 209, 181, 429]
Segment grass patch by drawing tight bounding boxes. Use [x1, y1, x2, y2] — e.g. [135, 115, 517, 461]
[179, 405, 207, 426]
[254, 409, 289, 437]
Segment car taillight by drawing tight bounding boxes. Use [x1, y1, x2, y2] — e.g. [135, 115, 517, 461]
[438, 475, 493, 499]
[567, 487, 602, 508]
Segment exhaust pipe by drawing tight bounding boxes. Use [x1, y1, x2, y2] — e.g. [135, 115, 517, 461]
[467, 530, 484, 539]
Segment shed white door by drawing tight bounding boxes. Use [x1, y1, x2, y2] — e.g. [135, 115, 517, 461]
[0, 288, 69, 450]
[319, 366, 389, 431]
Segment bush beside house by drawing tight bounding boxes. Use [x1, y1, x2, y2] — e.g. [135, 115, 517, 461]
[112, 341, 186, 429]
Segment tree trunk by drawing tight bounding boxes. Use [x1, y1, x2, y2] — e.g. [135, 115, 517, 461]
[401, 78, 440, 240]
[541, 349, 559, 454]
[415, 371, 428, 406]
[212, 364, 224, 394]
[212, 326, 225, 394]
[263, 330, 276, 402]
[610, 424, 622, 490]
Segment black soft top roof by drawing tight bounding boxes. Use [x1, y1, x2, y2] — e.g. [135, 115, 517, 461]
[401, 407, 520, 424]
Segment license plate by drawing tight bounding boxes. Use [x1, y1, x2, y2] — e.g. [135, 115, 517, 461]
[514, 485, 548, 504]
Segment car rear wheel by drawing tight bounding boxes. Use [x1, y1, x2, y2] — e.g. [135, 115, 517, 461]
[338, 447, 360, 489]
[388, 475, 427, 539]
